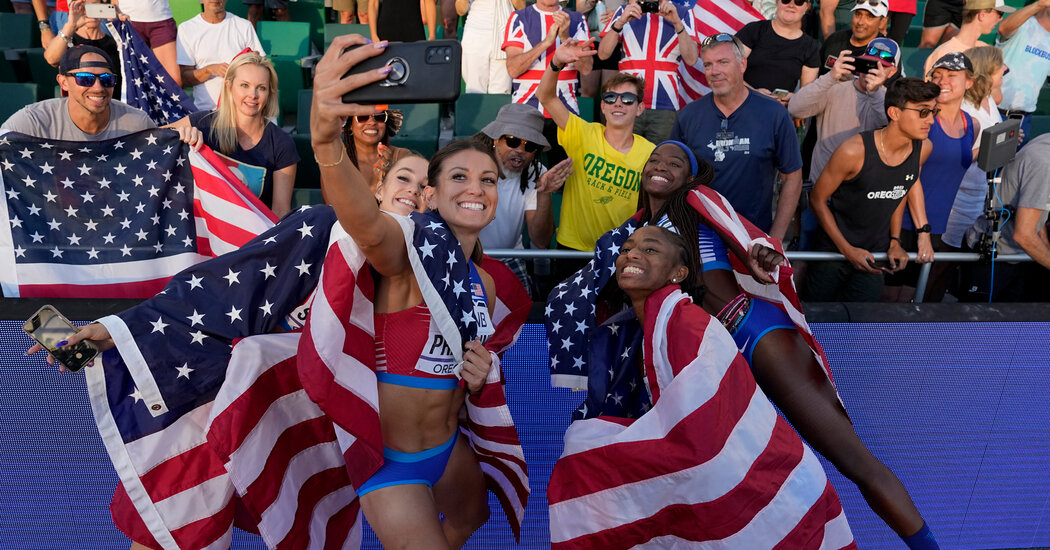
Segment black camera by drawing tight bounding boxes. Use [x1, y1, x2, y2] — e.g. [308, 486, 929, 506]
[639, 1, 660, 13]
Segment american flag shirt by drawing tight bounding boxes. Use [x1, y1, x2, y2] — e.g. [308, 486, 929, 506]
[600, 6, 700, 110]
[501, 5, 591, 117]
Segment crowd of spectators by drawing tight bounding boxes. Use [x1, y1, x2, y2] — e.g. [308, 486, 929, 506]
[3, 0, 1050, 303]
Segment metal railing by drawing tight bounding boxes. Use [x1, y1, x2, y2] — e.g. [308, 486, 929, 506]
[483, 249, 1038, 303]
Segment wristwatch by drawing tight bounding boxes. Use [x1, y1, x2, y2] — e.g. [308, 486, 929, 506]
[38, 20, 51, 32]
[58, 30, 73, 47]
[916, 224, 932, 234]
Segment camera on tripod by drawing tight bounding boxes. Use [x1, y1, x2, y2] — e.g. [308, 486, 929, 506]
[975, 118, 1021, 261]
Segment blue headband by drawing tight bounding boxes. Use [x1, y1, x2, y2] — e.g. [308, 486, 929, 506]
[656, 140, 698, 176]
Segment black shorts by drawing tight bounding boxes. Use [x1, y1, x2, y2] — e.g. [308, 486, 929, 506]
[922, 0, 963, 30]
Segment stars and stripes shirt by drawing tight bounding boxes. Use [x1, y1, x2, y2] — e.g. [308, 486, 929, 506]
[501, 5, 591, 117]
[547, 285, 856, 549]
[0, 130, 275, 298]
[677, 0, 763, 101]
[108, 20, 197, 126]
[600, 6, 701, 110]
[84, 207, 528, 549]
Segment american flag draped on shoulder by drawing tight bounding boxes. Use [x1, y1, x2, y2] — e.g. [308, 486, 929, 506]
[547, 186, 840, 398]
[83, 207, 527, 549]
[547, 285, 856, 549]
[107, 19, 197, 125]
[677, 0, 763, 101]
[0, 130, 276, 298]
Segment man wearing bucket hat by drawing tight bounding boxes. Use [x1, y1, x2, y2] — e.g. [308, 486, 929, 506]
[923, 0, 1013, 75]
[476, 103, 574, 295]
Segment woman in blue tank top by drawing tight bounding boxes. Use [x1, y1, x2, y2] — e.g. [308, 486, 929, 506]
[635, 141, 940, 549]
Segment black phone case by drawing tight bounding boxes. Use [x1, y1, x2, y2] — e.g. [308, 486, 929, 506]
[852, 57, 879, 75]
[341, 40, 462, 105]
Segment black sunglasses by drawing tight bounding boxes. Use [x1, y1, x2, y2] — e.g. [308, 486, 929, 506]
[501, 135, 543, 154]
[901, 106, 941, 118]
[66, 71, 117, 88]
[601, 91, 639, 105]
[701, 33, 735, 48]
[780, 0, 809, 5]
[355, 112, 388, 124]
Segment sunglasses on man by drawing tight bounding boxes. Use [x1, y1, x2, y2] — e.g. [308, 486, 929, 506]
[601, 91, 639, 106]
[66, 72, 117, 88]
[780, 0, 810, 6]
[901, 106, 941, 118]
[501, 135, 543, 154]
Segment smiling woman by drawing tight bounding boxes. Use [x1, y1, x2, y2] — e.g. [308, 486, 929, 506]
[168, 52, 299, 217]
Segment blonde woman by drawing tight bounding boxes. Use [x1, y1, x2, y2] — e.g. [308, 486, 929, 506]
[171, 51, 298, 217]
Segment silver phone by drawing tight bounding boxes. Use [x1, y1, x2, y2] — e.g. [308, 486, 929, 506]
[23, 305, 98, 372]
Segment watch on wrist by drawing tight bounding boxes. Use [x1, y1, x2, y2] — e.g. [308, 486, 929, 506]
[916, 224, 932, 234]
[549, 59, 564, 72]
[39, 20, 51, 32]
[611, 23, 623, 33]
[889, 236, 902, 244]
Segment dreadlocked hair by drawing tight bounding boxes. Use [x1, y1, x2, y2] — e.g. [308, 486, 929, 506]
[470, 132, 539, 191]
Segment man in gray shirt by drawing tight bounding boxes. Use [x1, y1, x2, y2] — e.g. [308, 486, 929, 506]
[2, 45, 156, 140]
[962, 133, 1050, 301]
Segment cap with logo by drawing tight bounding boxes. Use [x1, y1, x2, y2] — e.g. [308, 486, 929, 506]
[858, 37, 901, 68]
[929, 51, 974, 74]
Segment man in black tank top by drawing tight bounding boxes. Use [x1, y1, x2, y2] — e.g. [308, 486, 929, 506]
[803, 78, 941, 302]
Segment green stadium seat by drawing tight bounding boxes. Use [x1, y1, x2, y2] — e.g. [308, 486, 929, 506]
[389, 102, 440, 158]
[0, 82, 37, 123]
[577, 96, 595, 123]
[1035, 83, 1050, 117]
[291, 187, 324, 209]
[899, 46, 933, 79]
[25, 48, 58, 99]
[285, 2, 325, 53]
[454, 93, 511, 138]
[169, 0, 202, 25]
[258, 21, 311, 57]
[0, 48, 18, 82]
[295, 88, 312, 135]
[324, 23, 370, 51]
[1030, 115, 1050, 140]
[293, 134, 320, 189]
[0, 13, 34, 49]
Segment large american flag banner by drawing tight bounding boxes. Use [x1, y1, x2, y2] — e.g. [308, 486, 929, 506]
[548, 285, 856, 549]
[0, 130, 276, 298]
[107, 20, 197, 126]
[82, 207, 528, 549]
[547, 186, 840, 398]
[600, 5, 700, 110]
[678, 0, 764, 101]
[502, 6, 591, 117]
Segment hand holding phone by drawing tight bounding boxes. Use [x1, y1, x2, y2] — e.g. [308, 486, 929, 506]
[23, 305, 99, 372]
[341, 40, 462, 104]
[84, 2, 117, 19]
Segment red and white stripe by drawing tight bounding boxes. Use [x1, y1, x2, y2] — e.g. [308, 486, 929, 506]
[548, 288, 855, 549]
[678, 0, 763, 101]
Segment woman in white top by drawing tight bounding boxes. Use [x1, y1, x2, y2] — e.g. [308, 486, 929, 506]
[457, 0, 525, 94]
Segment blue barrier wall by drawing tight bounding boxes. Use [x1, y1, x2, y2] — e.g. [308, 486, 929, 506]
[2, 320, 1049, 549]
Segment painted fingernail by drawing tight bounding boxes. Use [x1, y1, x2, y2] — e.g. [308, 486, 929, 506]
[375, 104, 389, 111]
[56, 340, 68, 348]
[374, 40, 388, 49]
[364, 38, 373, 44]
[379, 65, 393, 75]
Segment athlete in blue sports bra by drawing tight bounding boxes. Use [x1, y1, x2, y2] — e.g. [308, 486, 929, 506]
[637, 141, 937, 548]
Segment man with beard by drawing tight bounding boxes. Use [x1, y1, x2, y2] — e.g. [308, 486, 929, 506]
[476, 103, 574, 296]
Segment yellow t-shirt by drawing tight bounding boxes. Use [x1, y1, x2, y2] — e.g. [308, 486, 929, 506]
[556, 114, 655, 251]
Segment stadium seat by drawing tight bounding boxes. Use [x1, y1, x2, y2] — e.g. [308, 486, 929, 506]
[293, 134, 320, 189]
[0, 13, 33, 49]
[1035, 84, 1050, 117]
[1030, 115, 1050, 140]
[25, 48, 57, 99]
[0, 49, 18, 82]
[0, 82, 37, 123]
[295, 88, 312, 135]
[324, 23, 369, 51]
[389, 102, 440, 158]
[899, 46, 933, 79]
[454, 93, 511, 139]
[291, 188, 324, 209]
[577, 96, 595, 123]
[258, 21, 312, 57]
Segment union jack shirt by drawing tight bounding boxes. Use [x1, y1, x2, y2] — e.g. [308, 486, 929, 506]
[600, 6, 701, 110]
[501, 6, 590, 117]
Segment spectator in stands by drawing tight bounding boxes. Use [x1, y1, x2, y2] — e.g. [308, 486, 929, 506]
[669, 34, 802, 240]
[887, 0, 917, 45]
[334, 0, 368, 25]
[996, 0, 1050, 146]
[117, 0, 183, 86]
[537, 39, 653, 276]
[804, 77, 938, 302]
[176, 0, 265, 111]
[458, 0, 525, 94]
[370, 0, 437, 42]
[819, 0, 888, 76]
[961, 134, 1050, 301]
[31, 0, 68, 47]
[2, 45, 199, 146]
[790, 37, 899, 249]
[820, 0, 860, 39]
[475, 103, 574, 295]
[170, 52, 298, 218]
[339, 108, 403, 190]
[918, 0, 963, 48]
[943, 46, 1006, 254]
[923, 0, 1011, 76]
[43, 0, 121, 93]
[595, 0, 699, 143]
[502, 0, 593, 161]
[736, 0, 820, 106]
[885, 52, 977, 301]
[244, 0, 291, 27]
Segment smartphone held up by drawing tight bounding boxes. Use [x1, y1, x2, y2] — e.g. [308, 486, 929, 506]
[84, 1, 117, 19]
[23, 305, 98, 372]
[341, 40, 462, 105]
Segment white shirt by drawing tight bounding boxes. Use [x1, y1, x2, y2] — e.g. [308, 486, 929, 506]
[478, 167, 544, 250]
[176, 13, 265, 111]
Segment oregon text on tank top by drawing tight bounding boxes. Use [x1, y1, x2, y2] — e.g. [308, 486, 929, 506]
[826, 130, 922, 252]
[373, 262, 494, 389]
